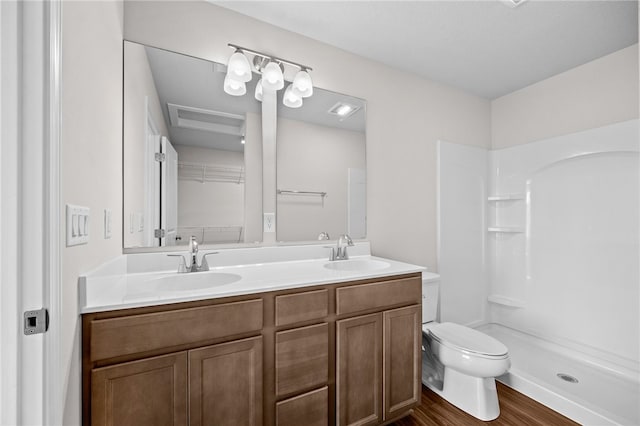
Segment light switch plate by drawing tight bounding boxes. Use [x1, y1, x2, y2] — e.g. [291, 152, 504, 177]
[263, 213, 276, 233]
[66, 204, 90, 246]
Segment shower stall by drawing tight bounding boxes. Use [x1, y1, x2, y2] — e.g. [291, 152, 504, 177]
[437, 119, 639, 425]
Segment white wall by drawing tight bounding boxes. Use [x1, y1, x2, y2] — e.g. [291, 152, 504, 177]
[60, 1, 123, 424]
[276, 117, 365, 241]
[437, 141, 488, 327]
[123, 41, 169, 247]
[492, 44, 639, 149]
[124, 0, 491, 269]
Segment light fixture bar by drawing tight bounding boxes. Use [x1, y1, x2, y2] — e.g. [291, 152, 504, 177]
[227, 43, 313, 71]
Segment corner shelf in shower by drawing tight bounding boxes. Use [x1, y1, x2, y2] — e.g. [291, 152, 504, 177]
[487, 194, 524, 201]
[487, 227, 524, 233]
[488, 294, 525, 308]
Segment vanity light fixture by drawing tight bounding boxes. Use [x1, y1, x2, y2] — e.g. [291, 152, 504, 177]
[225, 43, 313, 108]
[223, 74, 247, 96]
[291, 69, 313, 98]
[254, 79, 264, 102]
[261, 61, 285, 91]
[283, 85, 303, 108]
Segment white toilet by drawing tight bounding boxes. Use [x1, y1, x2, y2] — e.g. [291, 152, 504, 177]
[421, 273, 510, 421]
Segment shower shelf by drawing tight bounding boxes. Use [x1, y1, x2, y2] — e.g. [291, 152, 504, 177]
[488, 295, 525, 308]
[488, 227, 524, 233]
[487, 194, 524, 201]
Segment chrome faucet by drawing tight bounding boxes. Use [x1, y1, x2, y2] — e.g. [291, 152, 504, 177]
[168, 236, 218, 273]
[330, 234, 354, 261]
[188, 236, 199, 271]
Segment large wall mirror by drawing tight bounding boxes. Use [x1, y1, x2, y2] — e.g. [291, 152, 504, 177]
[276, 90, 366, 241]
[123, 40, 366, 250]
[124, 41, 263, 248]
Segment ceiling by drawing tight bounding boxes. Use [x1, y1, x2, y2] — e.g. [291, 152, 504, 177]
[213, 0, 638, 99]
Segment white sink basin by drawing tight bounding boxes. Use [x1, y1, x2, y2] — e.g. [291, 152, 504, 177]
[155, 272, 242, 292]
[324, 259, 391, 272]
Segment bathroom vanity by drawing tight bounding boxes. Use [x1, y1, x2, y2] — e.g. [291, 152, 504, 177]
[80, 247, 424, 426]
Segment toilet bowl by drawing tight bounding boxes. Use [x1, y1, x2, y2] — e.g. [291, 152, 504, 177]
[421, 273, 510, 421]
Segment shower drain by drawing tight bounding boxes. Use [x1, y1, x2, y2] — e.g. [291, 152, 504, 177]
[556, 373, 579, 384]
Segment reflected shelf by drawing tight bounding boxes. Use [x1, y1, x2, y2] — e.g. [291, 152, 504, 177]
[487, 194, 524, 201]
[178, 161, 245, 184]
[487, 227, 524, 233]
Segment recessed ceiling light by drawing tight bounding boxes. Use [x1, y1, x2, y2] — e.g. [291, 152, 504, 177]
[500, 0, 527, 8]
[328, 102, 360, 120]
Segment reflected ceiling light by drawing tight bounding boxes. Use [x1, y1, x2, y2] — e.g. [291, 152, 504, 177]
[223, 75, 246, 96]
[291, 69, 313, 98]
[283, 84, 303, 108]
[255, 78, 264, 102]
[328, 102, 360, 120]
[261, 61, 284, 91]
[224, 43, 313, 108]
[227, 50, 252, 82]
[241, 136, 246, 145]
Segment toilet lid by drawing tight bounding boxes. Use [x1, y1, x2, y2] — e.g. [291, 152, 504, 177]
[428, 322, 508, 357]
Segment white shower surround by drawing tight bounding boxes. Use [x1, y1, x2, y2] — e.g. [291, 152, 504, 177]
[488, 119, 639, 371]
[438, 119, 639, 425]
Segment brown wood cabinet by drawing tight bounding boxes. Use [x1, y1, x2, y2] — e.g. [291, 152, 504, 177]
[91, 352, 188, 426]
[189, 337, 263, 426]
[82, 272, 422, 426]
[336, 305, 421, 426]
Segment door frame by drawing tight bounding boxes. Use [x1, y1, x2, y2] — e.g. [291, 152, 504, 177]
[0, 0, 62, 424]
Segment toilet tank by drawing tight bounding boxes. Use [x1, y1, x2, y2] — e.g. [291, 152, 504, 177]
[422, 272, 441, 324]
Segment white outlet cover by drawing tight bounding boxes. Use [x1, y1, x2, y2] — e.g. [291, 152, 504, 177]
[104, 209, 112, 239]
[263, 213, 276, 233]
[66, 204, 90, 246]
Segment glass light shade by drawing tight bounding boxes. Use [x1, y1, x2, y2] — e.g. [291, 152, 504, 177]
[254, 79, 263, 102]
[223, 75, 246, 96]
[291, 69, 313, 98]
[261, 61, 284, 91]
[283, 84, 303, 108]
[227, 51, 252, 83]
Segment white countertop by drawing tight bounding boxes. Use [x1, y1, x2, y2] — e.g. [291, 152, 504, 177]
[79, 243, 426, 314]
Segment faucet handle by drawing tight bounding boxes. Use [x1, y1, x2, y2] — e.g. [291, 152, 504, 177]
[167, 254, 188, 273]
[317, 231, 330, 241]
[198, 252, 219, 272]
[339, 234, 354, 246]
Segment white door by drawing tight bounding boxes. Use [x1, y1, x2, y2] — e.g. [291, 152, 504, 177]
[347, 168, 367, 239]
[161, 136, 178, 246]
[144, 133, 162, 247]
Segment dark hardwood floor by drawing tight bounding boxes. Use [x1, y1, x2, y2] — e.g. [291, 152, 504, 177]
[391, 383, 579, 426]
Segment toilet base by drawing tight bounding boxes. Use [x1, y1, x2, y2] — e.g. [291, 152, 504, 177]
[424, 366, 500, 421]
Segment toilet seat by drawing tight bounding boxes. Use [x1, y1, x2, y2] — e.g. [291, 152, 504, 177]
[427, 322, 508, 359]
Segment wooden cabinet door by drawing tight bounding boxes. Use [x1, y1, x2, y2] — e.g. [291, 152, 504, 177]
[383, 305, 421, 420]
[336, 313, 382, 426]
[189, 336, 263, 426]
[91, 352, 187, 426]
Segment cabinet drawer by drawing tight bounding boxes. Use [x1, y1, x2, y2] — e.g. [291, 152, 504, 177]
[276, 323, 329, 396]
[336, 276, 421, 316]
[276, 387, 328, 426]
[275, 289, 328, 326]
[90, 299, 263, 361]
